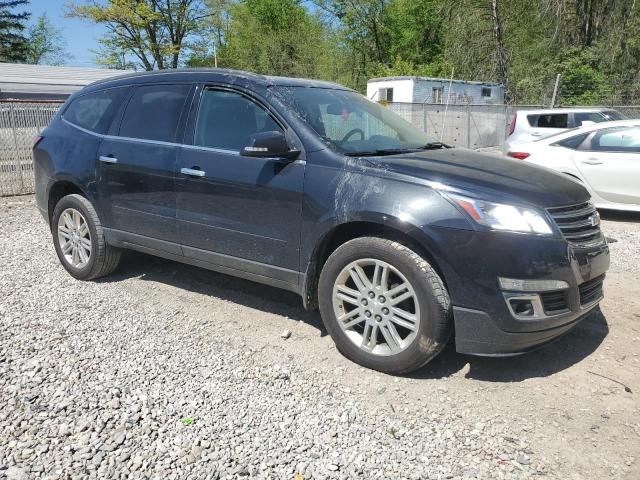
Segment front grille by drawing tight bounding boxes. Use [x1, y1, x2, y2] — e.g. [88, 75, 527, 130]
[579, 275, 605, 306]
[547, 202, 603, 246]
[540, 290, 569, 314]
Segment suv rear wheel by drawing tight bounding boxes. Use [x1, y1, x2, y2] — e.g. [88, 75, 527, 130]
[318, 237, 451, 375]
[51, 194, 121, 280]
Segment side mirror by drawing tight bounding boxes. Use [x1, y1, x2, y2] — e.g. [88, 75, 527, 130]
[240, 131, 300, 160]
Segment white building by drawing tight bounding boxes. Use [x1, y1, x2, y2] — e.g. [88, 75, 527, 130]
[0, 63, 134, 101]
[367, 76, 504, 105]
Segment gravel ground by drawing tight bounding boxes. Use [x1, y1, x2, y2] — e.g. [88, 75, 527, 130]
[0, 196, 639, 480]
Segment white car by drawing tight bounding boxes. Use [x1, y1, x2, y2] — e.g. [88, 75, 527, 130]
[504, 108, 624, 154]
[505, 120, 640, 212]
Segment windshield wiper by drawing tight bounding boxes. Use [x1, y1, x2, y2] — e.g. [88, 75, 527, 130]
[419, 142, 448, 150]
[343, 148, 418, 157]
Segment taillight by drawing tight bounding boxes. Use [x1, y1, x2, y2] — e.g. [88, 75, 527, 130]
[33, 135, 43, 148]
[507, 151, 530, 160]
[508, 114, 516, 136]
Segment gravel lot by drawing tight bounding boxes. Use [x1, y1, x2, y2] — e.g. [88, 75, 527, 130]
[1, 196, 639, 480]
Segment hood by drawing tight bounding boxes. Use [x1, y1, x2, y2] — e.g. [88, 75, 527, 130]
[369, 148, 590, 208]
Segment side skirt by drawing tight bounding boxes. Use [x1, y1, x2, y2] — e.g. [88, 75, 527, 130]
[104, 228, 304, 296]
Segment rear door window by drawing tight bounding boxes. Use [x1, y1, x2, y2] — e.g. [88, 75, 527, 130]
[194, 89, 282, 152]
[528, 114, 568, 128]
[119, 84, 190, 142]
[63, 87, 129, 134]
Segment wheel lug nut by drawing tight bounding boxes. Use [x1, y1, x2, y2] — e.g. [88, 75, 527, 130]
[368, 291, 375, 299]
[382, 307, 389, 315]
[374, 315, 382, 322]
[365, 310, 372, 318]
[361, 299, 368, 306]
[378, 296, 386, 303]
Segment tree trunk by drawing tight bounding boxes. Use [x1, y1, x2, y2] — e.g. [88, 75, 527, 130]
[490, 0, 510, 101]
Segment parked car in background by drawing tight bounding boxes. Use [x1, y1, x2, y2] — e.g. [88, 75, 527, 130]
[504, 108, 625, 153]
[33, 69, 610, 374]
[506, 119, 640, 212]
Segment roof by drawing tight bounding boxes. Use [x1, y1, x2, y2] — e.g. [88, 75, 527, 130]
[368, 76, 503, 87]
[88, 68, 350, 92]
[0, 63, 134, 99]
[515, 107, 621, 115]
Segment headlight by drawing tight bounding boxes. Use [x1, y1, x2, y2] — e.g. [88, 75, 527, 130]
[448, 194, 553, 235]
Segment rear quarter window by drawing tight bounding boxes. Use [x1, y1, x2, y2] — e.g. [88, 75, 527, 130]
[63, 87, 129, 134]
[527, 114, 568, 128]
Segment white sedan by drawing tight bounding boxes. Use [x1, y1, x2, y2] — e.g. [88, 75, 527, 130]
[506, 119, 640, 212]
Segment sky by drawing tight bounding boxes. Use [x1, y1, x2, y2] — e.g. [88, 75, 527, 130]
[27, 0, 106, 68]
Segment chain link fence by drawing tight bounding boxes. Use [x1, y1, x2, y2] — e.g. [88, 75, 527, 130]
[388, 103, 640, 150]
[1, 101, 63, 196]
[1, 100, 639, 197]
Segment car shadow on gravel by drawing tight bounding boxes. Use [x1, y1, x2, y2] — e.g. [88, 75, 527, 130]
[410, 307, 609, 382]
[98, 251, 327, 334]
[600, 209, 640, 223]
[100, 251, 609, 382]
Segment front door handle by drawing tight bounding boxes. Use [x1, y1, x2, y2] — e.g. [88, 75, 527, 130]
[181, 167, 206, 177]
[99, 155, 118, 164]
[582, 159, 603, 165]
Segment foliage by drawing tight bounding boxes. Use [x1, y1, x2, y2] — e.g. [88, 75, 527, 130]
[0, 0, 31, 62]
[25, 13, 70, 65]
[49, 0, 640, 105]
[66, 0, 208, 70]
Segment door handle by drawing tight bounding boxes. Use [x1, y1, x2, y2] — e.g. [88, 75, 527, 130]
[181, 167, 206, 177]
[581, 159, 603, 165]
[99, 155, 118, 164]
[531, 132, 543, 137]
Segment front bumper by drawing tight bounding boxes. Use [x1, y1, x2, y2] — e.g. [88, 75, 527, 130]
[453, 304, 598, 355]
[427, 227, 610, 356]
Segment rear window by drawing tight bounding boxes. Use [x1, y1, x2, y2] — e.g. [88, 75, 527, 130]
[555, 133, 588, 149]
[63, 87, 129, 134]
[119, 84, 190, 142]
[574, 112, 608, 127]
[527, 114, 568, 129]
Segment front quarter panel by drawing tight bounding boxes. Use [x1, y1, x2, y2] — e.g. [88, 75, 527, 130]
[300, 152, 474, 297]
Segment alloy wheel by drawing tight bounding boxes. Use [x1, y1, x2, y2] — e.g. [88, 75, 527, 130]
[332, 258, 421, 356]
[57, 208, 92, 269]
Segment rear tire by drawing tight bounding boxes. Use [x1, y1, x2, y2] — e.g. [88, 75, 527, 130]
[318, 237, 451, 375]
[51, 194, 121, 280]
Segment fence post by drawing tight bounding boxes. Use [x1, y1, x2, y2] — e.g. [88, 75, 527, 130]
[9, 103, 25, 194]
[423, 105, 427, 134]
[466, 105, 471, 148]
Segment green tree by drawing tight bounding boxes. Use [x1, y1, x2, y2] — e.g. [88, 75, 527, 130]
[66, 0, 207, 70]
[0, 0, 31, 62]
[25, 13, 70, 65]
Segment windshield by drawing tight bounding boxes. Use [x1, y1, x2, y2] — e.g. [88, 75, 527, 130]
[271, 86, 439, 155]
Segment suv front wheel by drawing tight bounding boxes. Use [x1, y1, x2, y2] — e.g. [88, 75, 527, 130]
[51, 194, 121, 280]
[318, 237, 451, 375]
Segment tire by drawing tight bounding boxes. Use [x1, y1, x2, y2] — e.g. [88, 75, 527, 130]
[51, 194, 121, 280]
[318, 237, 451, 375]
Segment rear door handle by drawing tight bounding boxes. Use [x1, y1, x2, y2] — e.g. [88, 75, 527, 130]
[582, 159, 603, 165]
[181, 167, 206, 177]
[99, 155, 118, 164]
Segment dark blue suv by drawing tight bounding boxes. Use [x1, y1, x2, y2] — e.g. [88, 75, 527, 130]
[33, 69, 610, 374]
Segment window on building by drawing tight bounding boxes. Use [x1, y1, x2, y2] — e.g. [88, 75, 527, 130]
[432, 87, 444, 104]
[378, 88, 394, 102]
[119, 84, 190, 142]
[63, 87, 129, 134]
[481, 87, 492, 98]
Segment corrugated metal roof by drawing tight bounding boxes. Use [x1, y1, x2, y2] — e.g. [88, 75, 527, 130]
[0, 63, 134, 98]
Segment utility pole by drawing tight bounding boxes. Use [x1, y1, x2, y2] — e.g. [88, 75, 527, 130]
[550, 74, 561, 107]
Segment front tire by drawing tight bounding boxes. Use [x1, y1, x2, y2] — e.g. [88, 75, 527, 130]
[51, 194, 121, 280]
[318, 237, 451, 375]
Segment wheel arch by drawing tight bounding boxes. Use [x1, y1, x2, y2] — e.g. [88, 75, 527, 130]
[47, 178, 91, 225]
[302, 218, 450, 310]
